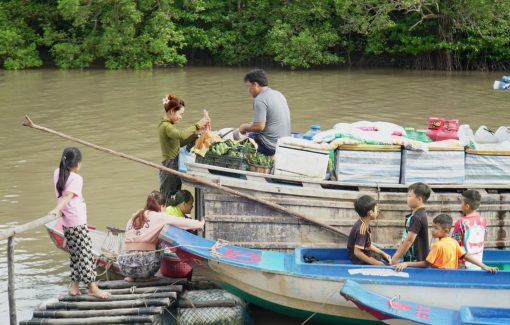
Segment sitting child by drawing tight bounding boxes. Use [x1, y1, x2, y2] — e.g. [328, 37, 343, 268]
[394, 214, 498, 273]
[348, 195, 391, 265]
[452, 190, 487, 270]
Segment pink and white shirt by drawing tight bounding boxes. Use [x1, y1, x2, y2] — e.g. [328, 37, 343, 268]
[53, 168, 87, 227]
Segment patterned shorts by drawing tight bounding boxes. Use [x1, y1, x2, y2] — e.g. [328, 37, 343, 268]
[63, 224, 96, 284]
[118, 244, 165, 279]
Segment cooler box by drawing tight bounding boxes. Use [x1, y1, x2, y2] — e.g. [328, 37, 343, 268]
[274, 144, 329, 179]
[335, 145, 401, 184]
[400, 147, 465, 184]
[465, 149, 510, 184]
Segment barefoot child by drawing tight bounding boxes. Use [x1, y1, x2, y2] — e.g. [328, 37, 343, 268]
[348, 195, 391, 265]
[394, 214, 497, 273]
[49, 147, 110, 299]
[118, 191, 204, 282]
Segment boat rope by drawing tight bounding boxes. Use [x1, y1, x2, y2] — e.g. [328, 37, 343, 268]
[388, 293, 401, 311]
[343, 283, 403, 306]
[300, 283, 344, 325]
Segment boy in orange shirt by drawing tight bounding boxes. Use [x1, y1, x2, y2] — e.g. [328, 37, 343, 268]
[394, 214, 498, 273]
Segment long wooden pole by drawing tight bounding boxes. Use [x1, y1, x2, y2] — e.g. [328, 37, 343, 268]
[22, 116, 349, 239]
[0, 214, 58, 241]
[7, 237, 16, 325]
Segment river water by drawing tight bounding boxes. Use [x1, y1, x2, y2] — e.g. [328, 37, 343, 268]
[1, 67, 509, 323]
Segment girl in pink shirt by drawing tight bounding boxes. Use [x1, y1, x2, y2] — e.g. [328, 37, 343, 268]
[49, 147, 110, 299]
[118, 191, 204, 282]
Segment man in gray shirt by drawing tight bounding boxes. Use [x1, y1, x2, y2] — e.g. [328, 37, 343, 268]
[238, 69, 291, 155]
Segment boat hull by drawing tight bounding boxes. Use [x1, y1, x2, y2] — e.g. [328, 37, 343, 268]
[160, 226, 510, 325]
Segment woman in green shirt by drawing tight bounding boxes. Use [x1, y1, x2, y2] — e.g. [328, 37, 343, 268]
[159, 95, 209, 203]
[165, 190, 194, 218]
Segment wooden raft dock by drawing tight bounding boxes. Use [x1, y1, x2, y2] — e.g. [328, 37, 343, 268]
[19, 277, 236, 325]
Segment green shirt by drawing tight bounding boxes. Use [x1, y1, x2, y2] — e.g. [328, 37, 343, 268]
[165, 205, 185, 218]
[158, 119, 198, 161]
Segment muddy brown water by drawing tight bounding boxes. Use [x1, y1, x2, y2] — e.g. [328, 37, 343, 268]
[1, 67, 509, 323]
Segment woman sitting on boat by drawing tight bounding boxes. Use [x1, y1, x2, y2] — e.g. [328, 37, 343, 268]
[159, 94, 210, 204]
[165, 190, 194, 218]
[118, 191, 205, 282]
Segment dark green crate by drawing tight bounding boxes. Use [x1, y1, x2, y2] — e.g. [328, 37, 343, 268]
[196, 153, 244, 170]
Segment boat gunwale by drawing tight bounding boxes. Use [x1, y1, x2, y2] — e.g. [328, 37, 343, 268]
[160, 226, 510, 290]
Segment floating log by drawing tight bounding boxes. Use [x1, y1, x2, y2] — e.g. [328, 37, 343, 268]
[178, 299, 236, 308]
[58, 292, 176, 302]
[33, 307, 162, 318]
[19, 315, 155, 324]
[93, 278, 187, 289]
[45, 298, 171, 310]
[79, 285, 183, 295]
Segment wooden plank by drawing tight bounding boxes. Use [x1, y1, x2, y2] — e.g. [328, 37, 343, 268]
[19, 315, 155, 324]
[79, 285, 183, 295]
[178, 299, 236, 308]
[45, 298, 171, 310]
[8, 237, 16, 325]
[93, 278, 187, 289]
[58, 292, 176, 302]
[32, 307, 162, 318]
[0, 214, 59, 241]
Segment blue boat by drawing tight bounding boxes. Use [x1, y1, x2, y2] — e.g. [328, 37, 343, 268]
[341, 279, 510, 324]
[159, 225, 510, 325]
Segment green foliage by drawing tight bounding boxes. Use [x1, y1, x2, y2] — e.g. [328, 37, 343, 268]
[1, 0, 510, 70]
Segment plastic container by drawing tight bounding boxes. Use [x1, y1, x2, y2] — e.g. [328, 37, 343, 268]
[474, 125, 498, 143]
[404, 127, 417, 140]
[426, 117, 445, 142]
[416, 130, 432, 143]
[291, 132, 303, 139]
[303, 125, 321, 141]
[196, 152, 244, 170]
[160, 254, 193, 278]
[503, 76, 510, 83]
[495, 126, 510, 143]
[436, 119, 459, 141]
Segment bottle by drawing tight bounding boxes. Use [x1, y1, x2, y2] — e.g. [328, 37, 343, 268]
[404, 127, 417, 140]
[426, 117, 444, 142]
[436, 119, 459, 141]
[303, 125, 321, 141]
[416, 130, 432, 143]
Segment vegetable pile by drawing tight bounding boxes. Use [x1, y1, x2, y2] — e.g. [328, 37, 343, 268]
[245, 152, 274, 167]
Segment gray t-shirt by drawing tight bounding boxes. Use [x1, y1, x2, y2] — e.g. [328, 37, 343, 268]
[253, 88, 291, 150]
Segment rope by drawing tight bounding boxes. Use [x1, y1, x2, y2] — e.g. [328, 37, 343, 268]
[301, 283, 344, 325]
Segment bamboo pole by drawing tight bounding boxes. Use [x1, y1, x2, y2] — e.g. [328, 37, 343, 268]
[178, 299, 236, 308]
[33, 307, 162, 318]
[92, 278, 187, 289]
[22, 116, 349, 239]
[79, 285, 183, 295]
[58, 291, 176, 302]
[8, 237, 16, 325]
[0, 214, 59, 241]
[19, 315, 155, 325]
[45, 298, 171, 310]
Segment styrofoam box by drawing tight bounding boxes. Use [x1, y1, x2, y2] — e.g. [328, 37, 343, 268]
[274, 144, 329, 179]
[401, 147, 465, 184]
[335, 145, 401, 184]
[465, 149, 510, 184]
